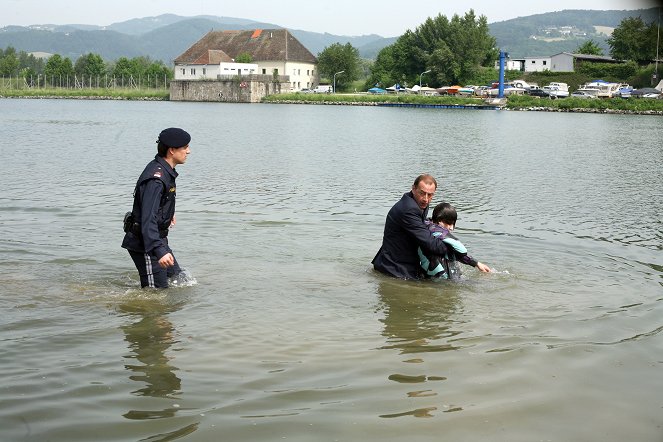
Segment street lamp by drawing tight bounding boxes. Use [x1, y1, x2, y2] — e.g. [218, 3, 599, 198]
[419, 69, 431, 91]
[333, 70, 345, 93]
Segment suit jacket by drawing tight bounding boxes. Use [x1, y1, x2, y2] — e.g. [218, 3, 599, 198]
[372, 191, 448, 279]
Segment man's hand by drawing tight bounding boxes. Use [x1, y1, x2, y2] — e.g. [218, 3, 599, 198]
[159, 253, 175, 268]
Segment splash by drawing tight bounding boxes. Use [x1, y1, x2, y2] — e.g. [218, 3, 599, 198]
[169, 269, 197, 287]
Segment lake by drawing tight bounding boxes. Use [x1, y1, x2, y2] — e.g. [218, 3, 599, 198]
[1, 98, 661, 441]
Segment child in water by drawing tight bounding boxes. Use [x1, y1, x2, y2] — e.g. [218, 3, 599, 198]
[418, 202, 492, 279]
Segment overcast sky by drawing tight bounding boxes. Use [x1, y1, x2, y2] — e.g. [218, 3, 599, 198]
[1, 0, 660, 37]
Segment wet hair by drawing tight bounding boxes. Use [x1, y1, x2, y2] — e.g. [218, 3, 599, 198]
[413, 174, 437, 190]
[431, 202, 457, 226]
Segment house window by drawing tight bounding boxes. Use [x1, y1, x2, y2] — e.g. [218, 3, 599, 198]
[543, 61, 547, 65]
[181, 68, 186, 75]
[262, 69, 267, 74]
[191, 68, 196, 75]
[203, 68, 206, 75]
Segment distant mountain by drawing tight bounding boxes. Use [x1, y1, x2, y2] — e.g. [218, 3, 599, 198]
[0, 14, 389, 62]
[0, 9, 658, 63]
[489, 8, 660, 57]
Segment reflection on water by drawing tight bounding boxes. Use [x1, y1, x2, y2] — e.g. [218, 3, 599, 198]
[119, 297, 184, 421]
[378, 278, 463, 355]
[377, 278, 466, 418]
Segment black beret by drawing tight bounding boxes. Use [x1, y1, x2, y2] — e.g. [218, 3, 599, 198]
[158, 127, 191, 148]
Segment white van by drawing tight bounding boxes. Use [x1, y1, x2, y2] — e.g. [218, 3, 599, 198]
[312, 85, 332, 93]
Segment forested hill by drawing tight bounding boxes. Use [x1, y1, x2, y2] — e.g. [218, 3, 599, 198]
[490, 8, 660, 57]
[0, 8, 658, 63]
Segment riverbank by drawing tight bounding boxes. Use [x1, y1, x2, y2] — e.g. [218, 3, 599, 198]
[2, 88, 662, 114]
[0, 88, 169, 100]
[263, 92, 663, 115]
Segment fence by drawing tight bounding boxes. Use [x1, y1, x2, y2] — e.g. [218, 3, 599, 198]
[0, 74, 171, 90]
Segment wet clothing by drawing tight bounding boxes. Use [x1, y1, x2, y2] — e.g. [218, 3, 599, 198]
[128, 247, 181, 289]
[372, 191, 448, 280]
[122, 155, 181, 288]
[418, 222, 479, 279]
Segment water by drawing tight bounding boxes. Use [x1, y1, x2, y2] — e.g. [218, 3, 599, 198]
[1, 99, 661, 441]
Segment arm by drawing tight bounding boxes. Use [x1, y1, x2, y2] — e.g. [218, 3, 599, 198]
[139, 179, 170, 261]
[443, 236, 492, 272]
[396, 207, 448, 256]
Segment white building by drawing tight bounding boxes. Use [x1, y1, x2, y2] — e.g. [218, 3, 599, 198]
[173, 29, 318, 91]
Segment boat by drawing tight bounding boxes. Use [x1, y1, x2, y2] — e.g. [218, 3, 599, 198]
[575, 81, 602, 98]
[577, 80, 623, 98]
[615, 84, 633, 98]
[436, 85, 462, 95]
[457, 86, 476, 96]
[487, 85, 526, 97]
[542, 82, 569, 98]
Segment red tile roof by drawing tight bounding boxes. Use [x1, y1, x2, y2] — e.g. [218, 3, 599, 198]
[174, 29, 317, 64]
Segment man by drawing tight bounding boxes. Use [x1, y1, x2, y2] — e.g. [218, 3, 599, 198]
[372, 174, 448, 279]
[122, 127, 191, 288]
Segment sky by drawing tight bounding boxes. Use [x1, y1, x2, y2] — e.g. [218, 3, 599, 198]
[1, 0, 660, 37]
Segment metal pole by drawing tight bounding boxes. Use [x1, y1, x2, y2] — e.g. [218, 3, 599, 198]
[333, 70, 344, 93]
[419, 69, 431, 92]
[498, 50, 506, 98]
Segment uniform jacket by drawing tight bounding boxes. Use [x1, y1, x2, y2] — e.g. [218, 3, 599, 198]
[121, 155, 177, 259]
[372, 191, 448, 279]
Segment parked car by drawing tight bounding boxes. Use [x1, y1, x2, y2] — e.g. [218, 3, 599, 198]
[527, 88, 550, 98]
[312, 85, 332, 94]
[571, 91, 597, 99]
[299, 88, 313, 94]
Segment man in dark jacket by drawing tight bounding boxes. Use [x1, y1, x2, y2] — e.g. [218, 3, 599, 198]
[122, 128, 191, 288]
[372, 174, 448, 279]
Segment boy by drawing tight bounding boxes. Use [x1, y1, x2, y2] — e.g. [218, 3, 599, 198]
[418, 202, 492, 279]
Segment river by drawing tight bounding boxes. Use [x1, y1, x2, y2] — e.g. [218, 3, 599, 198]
[1, 99, 661, 441]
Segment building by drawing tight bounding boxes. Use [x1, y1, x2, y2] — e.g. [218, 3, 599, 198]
[550, 52, 620, 72]
[173, 29, 318, 91]
[523, 56, 552, 72]
[497, 52, 621, 73]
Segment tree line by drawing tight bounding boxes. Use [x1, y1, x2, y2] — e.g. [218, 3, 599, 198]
[1, 12, 658, 92]
[0, 47, 173, 88]
[316, 12, 661, 91]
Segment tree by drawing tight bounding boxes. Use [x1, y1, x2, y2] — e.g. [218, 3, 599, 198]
[575, 40, 604, 56]
[74, 53, 106, 78]
[607, 17, 659, 62]
[317, 42, 360, 91]
[235, 52, 252, 63]
[43, 54, 74, 85]
[0, 46, 20, 76]
[368, 10, 497, 88]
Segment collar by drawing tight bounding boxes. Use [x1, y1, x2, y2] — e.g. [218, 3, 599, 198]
[154, 154, 178, 178]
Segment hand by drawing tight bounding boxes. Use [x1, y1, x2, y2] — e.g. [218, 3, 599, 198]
[476, 262, 492, 273]
[170, 214, 176, 227]
[159, 253, 175, 268]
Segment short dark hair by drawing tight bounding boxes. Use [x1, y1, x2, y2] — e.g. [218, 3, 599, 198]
[431, 202, 457, 226]
[413, 174, 437, 189]
[157, 141, 169, 157]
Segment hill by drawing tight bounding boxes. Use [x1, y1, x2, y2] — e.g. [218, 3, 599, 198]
[0, 9, 659, 63]
[490, 8, 660, 57]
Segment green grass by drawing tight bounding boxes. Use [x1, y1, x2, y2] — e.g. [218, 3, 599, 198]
[264, 92, 485, 106]
[0, 87, 169, 100]
[507, 94, 663, 112]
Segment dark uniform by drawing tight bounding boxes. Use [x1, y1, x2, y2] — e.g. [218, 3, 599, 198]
[122, 128, 190, 288]
[372, 191, 448, 280]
